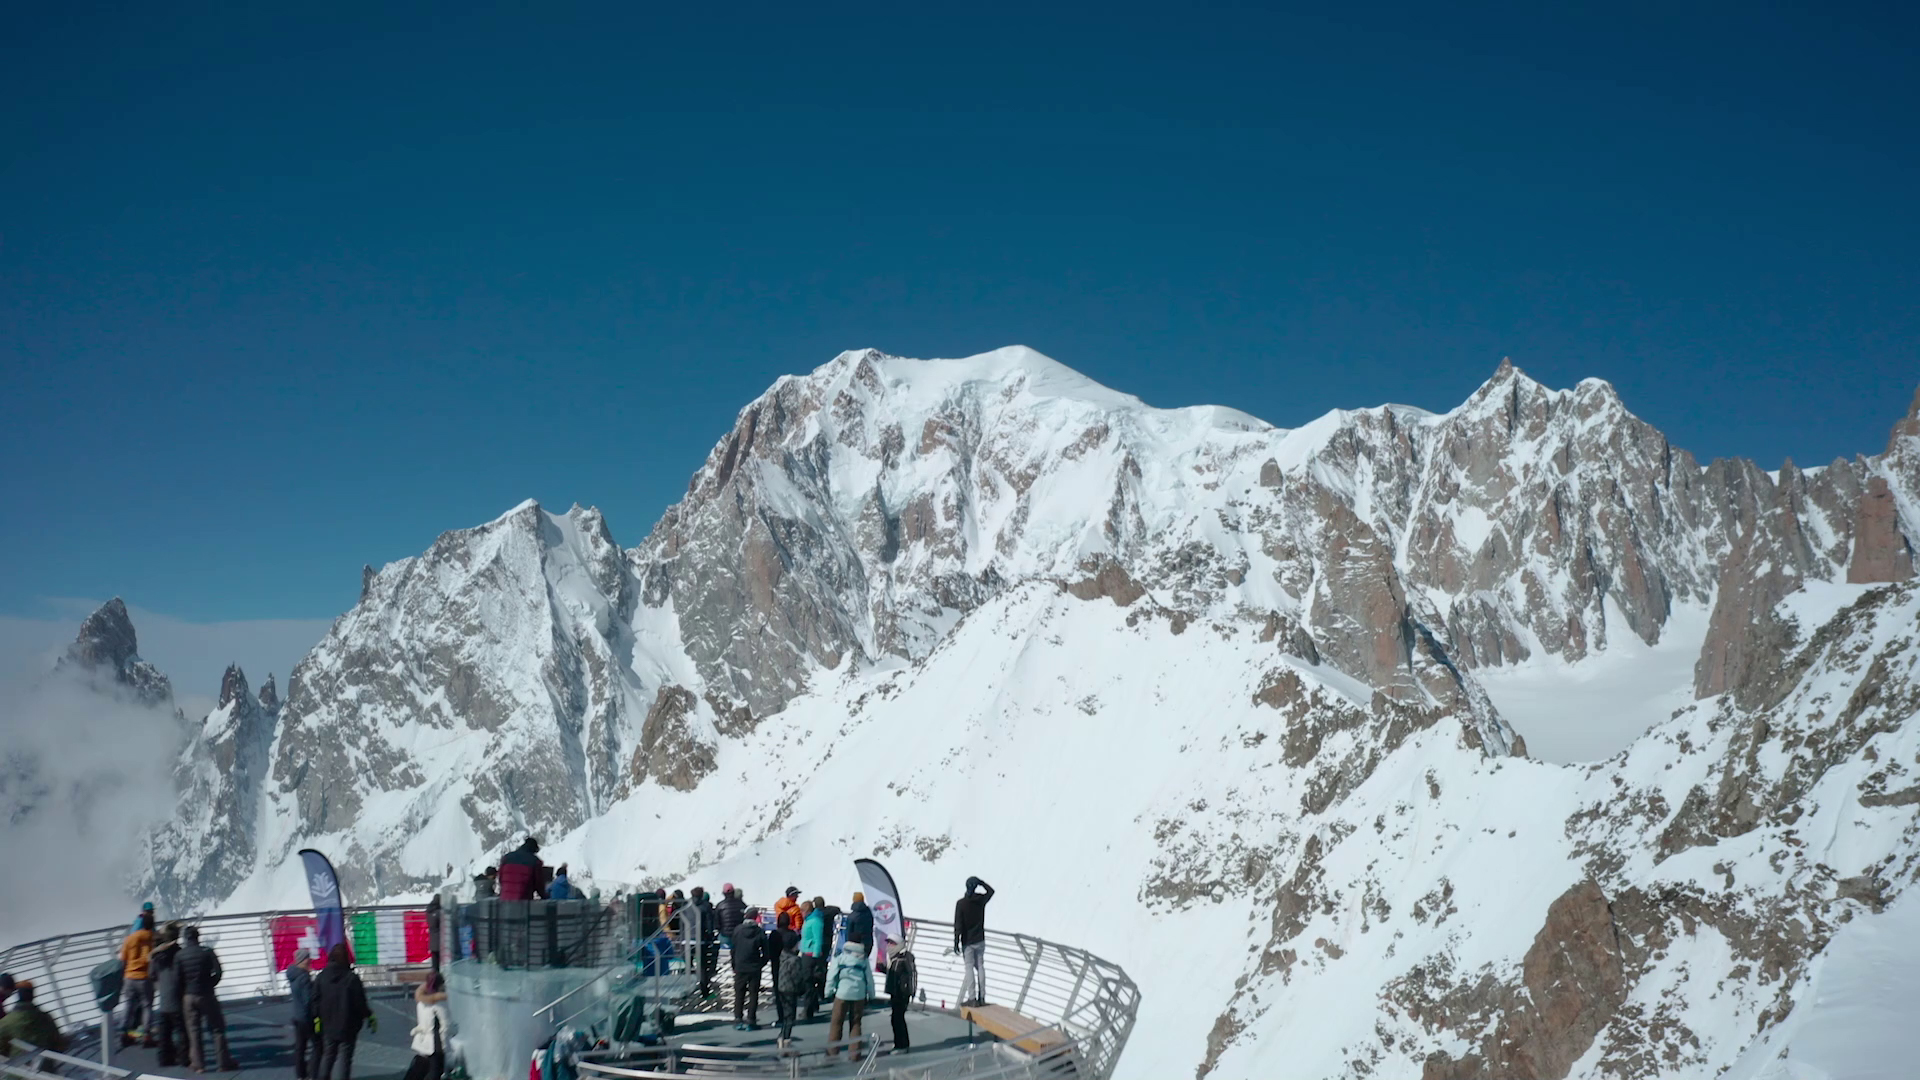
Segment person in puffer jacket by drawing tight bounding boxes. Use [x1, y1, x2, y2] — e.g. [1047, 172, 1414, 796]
[773, 930, 807, 1049]
[824, 941, 874, 1062]
[315, 943, 373, 1080]
[287, 948, 318, 1080]
[402, 973, 451, 1080]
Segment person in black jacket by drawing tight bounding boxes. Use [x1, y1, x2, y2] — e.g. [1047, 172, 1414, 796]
[728, 910, 766, 1030]
[177, 926, 238, 1072]
[953, 877, 994, 1007]
[688, 887, 717, 1000]
[150, 927, 186, 1067]
[844, 893, 874, 949]
[315, 944, 374, 1080]
[713, 885, 746, 938]
[883, 937, 917, 1052]
[287, 949, 318, 1080]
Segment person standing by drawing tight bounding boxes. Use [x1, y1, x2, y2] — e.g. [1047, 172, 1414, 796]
[773, 931, 806, 1051]
[150, 925, 185, 1067]
[714, 885, 746, 938]
[883, 937, 916, 1052]
[953, 877, 995, 1007]
[177, 926, 239, 1072]
[496, 838, 546, 901]
[728, 909, 766, 1030]
[315, 943, 374, 1080]
[844, 893, 874, 951]
[798, 900, 826, 1022]
[287, 949, 317, 1080]
[402, 973, 450, 1080]
[688, 887, 717, 1001]
[772, 887, 801, 934]
[118, 910, 156, 1048]
[547, 865, 574, 900]
[823, 942, 873, 1063]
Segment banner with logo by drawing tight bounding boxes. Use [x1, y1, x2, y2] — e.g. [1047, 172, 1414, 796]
[854, 858, 904, 970]
[299, 848, 348, 958]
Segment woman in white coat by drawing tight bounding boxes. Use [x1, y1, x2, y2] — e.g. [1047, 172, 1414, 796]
[403, 973, 451, 1080]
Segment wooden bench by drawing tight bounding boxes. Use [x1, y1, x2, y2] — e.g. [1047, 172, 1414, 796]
[959, 1004, 1070, 1055]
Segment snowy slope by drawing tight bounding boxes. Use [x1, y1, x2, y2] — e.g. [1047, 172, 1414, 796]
[97, 348, 1920, 1079]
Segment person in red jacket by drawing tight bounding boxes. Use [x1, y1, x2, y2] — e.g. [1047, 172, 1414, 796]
[496, 838, 546, 901]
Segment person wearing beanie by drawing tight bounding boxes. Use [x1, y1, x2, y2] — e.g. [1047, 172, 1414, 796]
[772, 886, 803, 934]
[288, 948, 318, 1080]
[845, 891, 874, 949]
[315, 943, 373, 1080]
[0, 982, 67, 1056]
[728, 907, 768, 1030]
[952, 877, 996, 1007]
[118, 909, 156, 1049]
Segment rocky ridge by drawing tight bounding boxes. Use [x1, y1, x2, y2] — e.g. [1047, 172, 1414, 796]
[115, 348, 1920, 1080]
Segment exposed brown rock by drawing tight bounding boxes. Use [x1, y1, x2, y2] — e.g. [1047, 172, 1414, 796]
[1065, 557, 1146, 606]
[1415, 881, 1626, 1080]
[620, 685, 716, 793]
[1847, 475, 1915, 583]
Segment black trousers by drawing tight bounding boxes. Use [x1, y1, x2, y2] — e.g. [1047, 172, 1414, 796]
[775, 991, 798, 1040]
[292, 1018, 315, 1078]
[698, 940, 717, 997]
[733, 968, 761, 1025]
[803, 955, 824, 1020]
[891, 995, 910, 1050]
[155, 1011, 184, 1066]
[402, 1051, 445, 1080]
[318, 1033, 358, 1080]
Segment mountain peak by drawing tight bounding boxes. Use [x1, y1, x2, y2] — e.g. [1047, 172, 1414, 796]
[258, 673, 279, 711]
[66, 597, 139, 673]
[217, 664, 252, 710]
[1890, 384, 1920, 451]
[58, 596, 173, 705]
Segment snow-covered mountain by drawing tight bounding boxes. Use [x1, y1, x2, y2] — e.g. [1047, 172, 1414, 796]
[109, 348, 1920, 1078]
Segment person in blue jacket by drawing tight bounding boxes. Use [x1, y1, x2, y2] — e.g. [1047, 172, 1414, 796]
[799, 901, 827, 1020]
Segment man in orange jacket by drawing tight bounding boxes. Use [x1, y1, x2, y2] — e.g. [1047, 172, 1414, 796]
[773, 887, 804, 932]
[119, 911, 156, 1048]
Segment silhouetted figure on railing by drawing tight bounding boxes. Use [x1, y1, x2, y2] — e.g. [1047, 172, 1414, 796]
[315, 943, 373, 1080]
[953, 876, 995, 1007]
[178, 926, 239, 1071]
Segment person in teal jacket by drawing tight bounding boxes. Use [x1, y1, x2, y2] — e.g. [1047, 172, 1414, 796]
[823, 942, 874, 1062]
[799, 903, 827, 1020]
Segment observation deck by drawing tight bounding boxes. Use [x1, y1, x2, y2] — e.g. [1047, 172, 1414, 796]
[0, 900, 1137, 1080]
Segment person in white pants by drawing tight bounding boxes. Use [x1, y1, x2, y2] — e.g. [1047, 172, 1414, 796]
[952, 877, 995, 1007]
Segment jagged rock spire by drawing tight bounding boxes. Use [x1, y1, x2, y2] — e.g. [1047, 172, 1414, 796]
[217, 664, 251, 710]
[258, 673, 279, 712]
[58, 597, 172, 705]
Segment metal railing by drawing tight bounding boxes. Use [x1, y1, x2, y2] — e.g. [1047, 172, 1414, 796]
[0, 904, 434, 1035]
[631, 917, 1135, 1080]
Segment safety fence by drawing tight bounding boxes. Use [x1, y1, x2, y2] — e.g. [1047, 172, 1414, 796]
[3, 909, 1136, 1080]
[0, 905, 435, 1034]
[621, 916, 1135, 1080]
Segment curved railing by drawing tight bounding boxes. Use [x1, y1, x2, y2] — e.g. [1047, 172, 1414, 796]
[0, 904, 433, 1032]
[3, 909, 1137, 1080]
[580, 916, 1137, 1080]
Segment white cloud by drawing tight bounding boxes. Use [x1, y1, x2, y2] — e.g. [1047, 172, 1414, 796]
[0, 601, 332, 718]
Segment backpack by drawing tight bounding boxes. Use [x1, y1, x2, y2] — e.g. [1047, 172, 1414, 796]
[91, 958, 125, 1011]
[885, 951, 917, 999]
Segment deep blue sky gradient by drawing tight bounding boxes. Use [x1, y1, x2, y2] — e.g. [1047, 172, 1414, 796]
[4, 3, 1917, 620]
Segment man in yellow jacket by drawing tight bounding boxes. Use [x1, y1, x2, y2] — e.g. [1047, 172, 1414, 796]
[119, 911, 156, 1048]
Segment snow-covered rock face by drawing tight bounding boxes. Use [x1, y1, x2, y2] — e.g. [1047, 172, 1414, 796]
[116, 348, 1920, 1080]
[57, 596, 174, 706]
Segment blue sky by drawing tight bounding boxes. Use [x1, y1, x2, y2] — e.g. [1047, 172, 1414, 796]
[3, 3, 1916, 626]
